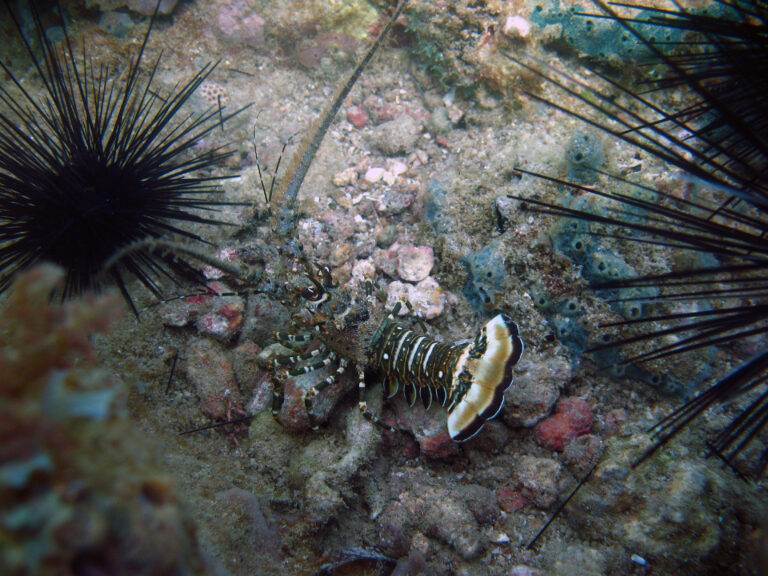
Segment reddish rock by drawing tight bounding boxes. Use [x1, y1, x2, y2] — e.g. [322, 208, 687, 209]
[277, 376, 313, 432]
[534, 397, 593, 452]
[346, 105, 369, 128]
[401, 434, 420, 459]
[276, 368, 355, 432]
[496, 486, 528, 512]
[558, 397, 593, 433]
[185, 294, 211, 306]
[196, 299, 244, 341]
[418, 430, 459, 460]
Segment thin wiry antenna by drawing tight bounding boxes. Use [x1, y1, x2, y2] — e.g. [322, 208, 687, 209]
[179, 415, 254, 436]
[273, 0, 410, 237]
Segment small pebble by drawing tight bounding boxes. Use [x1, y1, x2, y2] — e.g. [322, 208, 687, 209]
[503, 15, 531, 38]
[333, 167, 357, 187]
[365, 166, 386, 183]
[346, 105, 369, 128]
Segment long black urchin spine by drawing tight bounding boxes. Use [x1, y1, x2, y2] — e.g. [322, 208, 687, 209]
[507, 0, 768, 476]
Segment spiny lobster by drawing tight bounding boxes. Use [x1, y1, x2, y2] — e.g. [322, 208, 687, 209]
[271, 259, 524, 442]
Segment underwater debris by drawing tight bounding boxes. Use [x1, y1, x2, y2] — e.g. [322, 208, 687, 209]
[0, 0, 249, 314]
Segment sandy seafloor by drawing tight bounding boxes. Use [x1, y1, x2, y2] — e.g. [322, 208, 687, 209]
[2, 0, 768, 575]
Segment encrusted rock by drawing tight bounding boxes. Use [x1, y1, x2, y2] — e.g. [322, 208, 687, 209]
[600, 408, 628, 437]
[503, 352, 571, 428]
[216, 0, 266, 47]
[370, 115, 421, 156]
[276, 368, 355, 432]
[407, 277, 446, 319]
[391, 399, 458, 459]
[329, 242, 354, 266]
[397, 245, 434, 282]
[185, 338, 241, 420]
[563, 434, 604, 476]
[385, 278, 446, 320]
[159, 293, 211, 327]
[373, 243, 401, 277]
[240, 294, 291, 346]
[195, 297, 245, 342]
[378, 483, 483, 560]
[552, 544, 608, 576]
[496, 485, 528, 513]
[513, 455, 562, 509]
[566, 434, 767, 573]
[231, 342, 264, 396]
[457, 484, 499, 525]
[349, 258, 376, 287]
[374, 186, 417, 215]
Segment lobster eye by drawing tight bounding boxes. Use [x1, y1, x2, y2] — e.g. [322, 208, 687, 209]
[302, 286, 323, 301]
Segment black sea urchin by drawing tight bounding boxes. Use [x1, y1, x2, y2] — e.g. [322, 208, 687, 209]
[508, 0, 768, 476]
[0, 1, 248, 313]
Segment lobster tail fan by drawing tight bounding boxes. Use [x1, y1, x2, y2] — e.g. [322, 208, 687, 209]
[447, 314, 524, 442]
